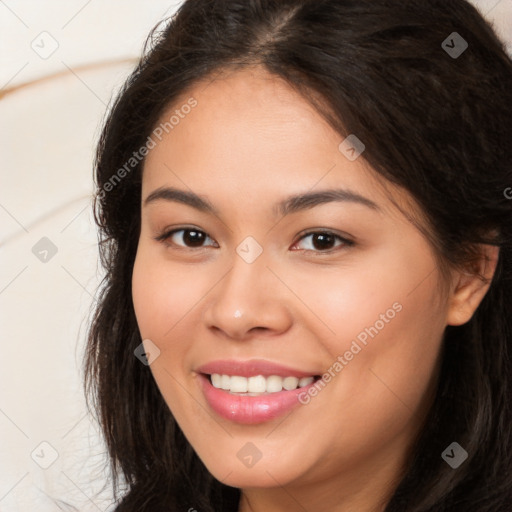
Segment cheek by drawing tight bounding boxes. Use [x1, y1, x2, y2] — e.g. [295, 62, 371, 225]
[288, 252, 409, 352]
[131, 247, 203, 419]
[292, 277, 444, 470]
[293, 247, 445, 422]
[307, 242, 444, 357]
[132, 246, 207, 342]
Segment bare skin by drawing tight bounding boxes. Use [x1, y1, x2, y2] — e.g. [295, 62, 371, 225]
[131, 65, 498, 512]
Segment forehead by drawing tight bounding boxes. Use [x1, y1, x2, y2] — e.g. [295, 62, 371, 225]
[141, 66, 419, 224]
[148, 66, 342, 166]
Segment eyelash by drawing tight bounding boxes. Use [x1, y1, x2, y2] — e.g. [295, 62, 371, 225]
[154, 227, 355, 254]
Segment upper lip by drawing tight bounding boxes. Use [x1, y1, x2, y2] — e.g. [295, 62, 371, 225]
[196, 359, 319, 378]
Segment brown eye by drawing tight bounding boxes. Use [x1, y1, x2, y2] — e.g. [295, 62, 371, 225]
[183, 230, 206, 247]
[156, 228, 218, 249]
[292, 231, 354, 253]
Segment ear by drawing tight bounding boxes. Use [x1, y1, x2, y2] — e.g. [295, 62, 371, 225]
[446, 244, 500, 326]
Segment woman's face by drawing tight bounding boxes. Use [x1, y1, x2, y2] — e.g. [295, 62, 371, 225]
[132, 66, 452, 499]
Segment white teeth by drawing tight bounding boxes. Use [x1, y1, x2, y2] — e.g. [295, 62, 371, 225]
[298, 376, 314, 387]
[248, 375, 267, 393]
[266, 375, 283, 393]
[211, 374, 222, 388]
[220, 374, 231, 390]
[230, 376, 248, 393]
[209, 374, 316, 394]
[283, 376, 299, 390]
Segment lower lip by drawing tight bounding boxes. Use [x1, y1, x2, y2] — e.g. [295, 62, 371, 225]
[198, 374, 318, 424]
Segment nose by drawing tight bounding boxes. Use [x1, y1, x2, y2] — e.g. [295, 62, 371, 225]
[202, 250, 293, 341]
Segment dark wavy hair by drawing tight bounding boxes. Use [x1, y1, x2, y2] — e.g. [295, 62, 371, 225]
[83, 0, 512, 510]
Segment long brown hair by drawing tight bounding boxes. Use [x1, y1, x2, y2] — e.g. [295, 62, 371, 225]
[84, 1, 512, 510]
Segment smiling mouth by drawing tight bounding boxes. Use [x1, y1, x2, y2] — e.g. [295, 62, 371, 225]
[198, 371, 323, 424]
[205, 373, 322, 396]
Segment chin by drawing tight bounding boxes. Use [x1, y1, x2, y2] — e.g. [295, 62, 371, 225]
[197, 449, 306, 489]
[211, 466, 293, 489]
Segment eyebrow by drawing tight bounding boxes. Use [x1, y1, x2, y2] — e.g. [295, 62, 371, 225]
[143, 186, 381, 216]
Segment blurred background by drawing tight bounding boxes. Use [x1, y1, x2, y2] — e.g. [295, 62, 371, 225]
[0, 1, 511, 510]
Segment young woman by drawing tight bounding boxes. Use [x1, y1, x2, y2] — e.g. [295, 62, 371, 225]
[84, 1, 512, 510]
